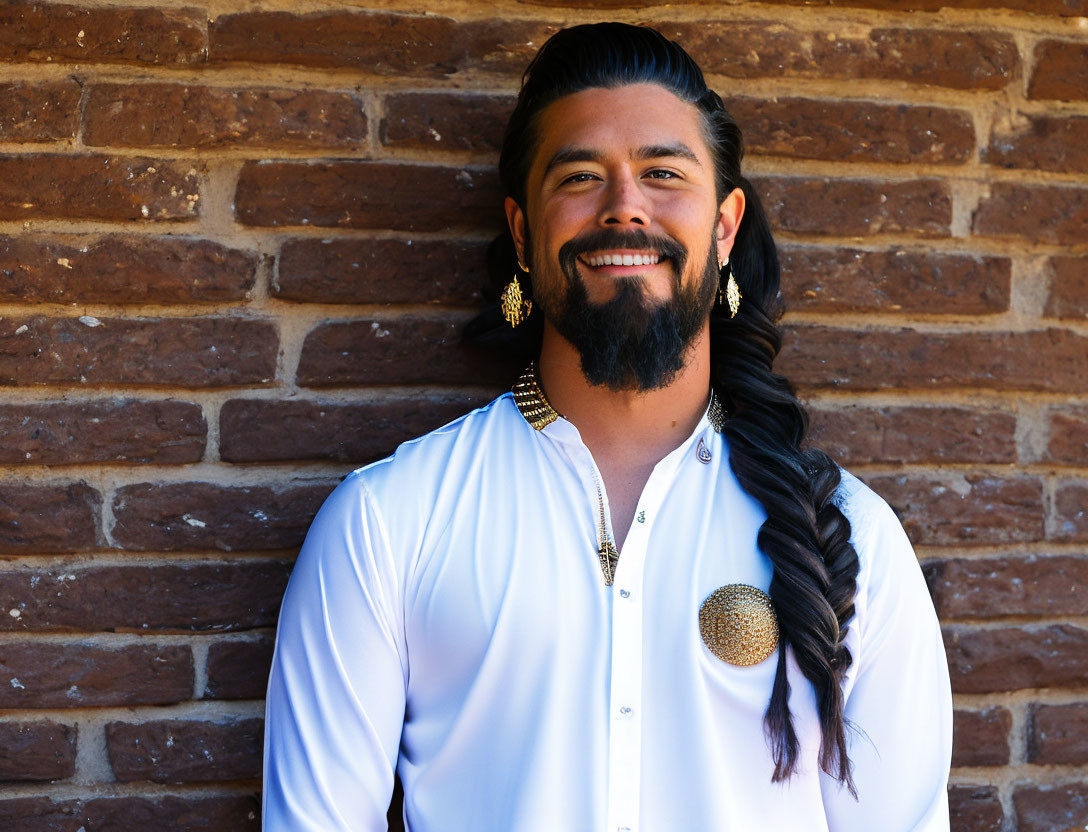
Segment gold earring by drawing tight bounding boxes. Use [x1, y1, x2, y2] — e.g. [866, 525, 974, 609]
[501, 273, 532, 328]
[716, 255, 741, 319]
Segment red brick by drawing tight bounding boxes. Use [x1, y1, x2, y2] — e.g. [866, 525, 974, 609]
[0, 400, 205, 465]
[111, 482, 334, 552]
[0, 721, 76, 781]
[220, 396, 486, 463]
[755, 177, 952, 238]
[235, 161, 502, 231]
[107, 718, 262, 783]
[0, 643, 192, 707]
[297, 317, 516, 387]
[984, 114, 1088, 174]
[727, 97, 973, 164]
[1054, 482, 1088, 541]
[0, 562, 290, 633]
[1048, 408, 1088, 464]
[0, 80, 80, 141]
[948, 785, 1004, 832]
[0, 798, 80, 832]
[1029, 703, 1088, 765]
[0, 155, 199, 222]
[0, 317, 277, 388]
[781, 326, 1088, 393]
[0, 3, 207, 65]
[1044, 257, 1088, 320]
[85, 83, 366, 150]
[204, 637, 273, 700]
[82, 796, 260, 832]
[973, 183, 1088, 245]
[275, 238, 486, 305]
[381, 92, 512, 153]
[755, 0, 1086, 13]
[944, 624, 1088, 693]
[0, 234, 257, 304]
[1014, 784, 1088, 832]
[925, 555, 1088, 619]
[1030, 40, 1088, 101]
[952, 708, 1011, 767]
[0, 482, 99, 554]
[809, 406, 1015, 465]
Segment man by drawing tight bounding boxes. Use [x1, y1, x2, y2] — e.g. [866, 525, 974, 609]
[263, 23, 952, 831]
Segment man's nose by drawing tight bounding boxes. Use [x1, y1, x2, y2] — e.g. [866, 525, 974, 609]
[597, 172, 649, 227]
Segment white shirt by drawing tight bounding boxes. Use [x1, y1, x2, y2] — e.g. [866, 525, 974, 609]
[263, 392, 952, 832]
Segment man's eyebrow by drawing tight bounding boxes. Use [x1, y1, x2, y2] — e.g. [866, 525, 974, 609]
[541, 142, 702, 179]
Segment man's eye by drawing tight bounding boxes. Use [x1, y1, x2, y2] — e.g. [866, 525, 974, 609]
[645, 169, 679, 180]
[561, 173, 598, 185]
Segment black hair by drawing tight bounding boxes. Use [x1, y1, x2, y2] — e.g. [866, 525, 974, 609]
[465, 22, 860, 793]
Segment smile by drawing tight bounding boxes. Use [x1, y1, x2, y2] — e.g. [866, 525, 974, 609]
[580, 250, 662, 268]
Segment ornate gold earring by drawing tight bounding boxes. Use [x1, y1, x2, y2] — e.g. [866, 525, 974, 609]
[501, 261, 532, 328]
[717, 255, 742, 319]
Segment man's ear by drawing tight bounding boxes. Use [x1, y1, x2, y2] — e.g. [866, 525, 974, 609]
[505, 197, 528, 267]
[715, 187, 746, 264]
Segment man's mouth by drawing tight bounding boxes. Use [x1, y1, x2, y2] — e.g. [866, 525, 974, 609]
[578, 250, 664, 269]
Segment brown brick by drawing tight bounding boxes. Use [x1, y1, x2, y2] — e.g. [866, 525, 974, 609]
[0, 3, 207, 65]
[381, 92, 512, 153]
[0, 400, 205, 465]
[1045, 256, 1088, 320]
[107, 718, 262, 783]
[0, 643, 192, 707]
[754, 0, 1086, 14]
[755, 178, 952, 238]
[0, 317, 277, 388]
[275, 238, 486, 305]
[205, 637, 273, 700]
[944, 624, 1088, 693]
[925, 555, 1088, 619]
[85, 83, 366, 150]
[949, 785, 1004, 832]
[1029, 703, 1088, 765]
[297, 317, 516, 387]
[82, 796, 260, 832]
[1049, 408, 1088, 464]
[0, 80, 80, 142]
[864, 474, 1043, 546]
[973, 183, 1088, 245]
[0, 562, 290, 633]
[728, 97, 973, 164]
[220, 396, 486, 464]
[953, 708, 1011, 767]
[1030, 40, 1088, 101]
[659, 22, 1019, 90]
[0, 482, 99, 554]
[235, 161, 502, 231]
[809, 406, 1015, 466]
[0, 721, 76, 782]
[781, 326, 1088, 393]
[985, 114, 1088, 174]
[1054, 482, 1088, 541]
[0, 155, 199, 222]
[0, 234, 257, 304]
[1015, 784, 1088, 832]
[0, 798, 80, 832]
[111, 482, 334, 552]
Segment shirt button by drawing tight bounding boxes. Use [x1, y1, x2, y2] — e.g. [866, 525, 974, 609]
[618, 827, 632, 832]
[619, 589, 630, 599]
[619, 706, 633, 716]
[636, 510, 646, 524]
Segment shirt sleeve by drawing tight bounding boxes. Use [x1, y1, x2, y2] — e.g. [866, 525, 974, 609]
[820, 487, 953, 832]
[263, 472, 407, 832]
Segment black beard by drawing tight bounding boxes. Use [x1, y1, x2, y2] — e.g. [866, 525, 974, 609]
[529, 227, 718, 392]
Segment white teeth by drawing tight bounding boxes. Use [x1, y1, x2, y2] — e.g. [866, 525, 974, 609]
[622, 254, 634, 266]
[585, 252, 660, 267]
[632, 254, 644, 265]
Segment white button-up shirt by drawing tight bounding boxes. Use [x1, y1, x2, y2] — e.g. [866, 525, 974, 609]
[263, 392, 952, 831]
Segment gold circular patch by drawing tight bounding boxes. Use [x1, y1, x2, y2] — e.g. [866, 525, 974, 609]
[699, 584, 779, 666]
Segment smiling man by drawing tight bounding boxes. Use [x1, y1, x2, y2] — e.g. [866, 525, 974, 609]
[263, 23, 952, 832]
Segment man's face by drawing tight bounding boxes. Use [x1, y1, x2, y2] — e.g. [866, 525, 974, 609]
[505, 82, 743, 391]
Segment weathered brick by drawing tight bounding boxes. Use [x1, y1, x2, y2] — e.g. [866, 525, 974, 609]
[0, 721, 76, 782]
[780, 326, 1088, 393]
[235, 161, 503, 231]
[0, 3, 207, 65]
[809, 406, 1016, 465]
[0, 155, 199, 222]
[381, 92, 512, 153]
[1048, 408, 1088, 464]
[953, 708, 1011, 767]
[1054, 482, 1088, 541]
[0, 234, 257, 304]
[944, 625, 1088, 693]
[755, 0, 1086, 14]
[85, 83, 366, 150]
[984, 113, 1088, 174]
[755, 178, 952, 238]
[781, 248, 1010, 314]
[0, 643, 192, 707]
[925, 556, 1088, 619]
[0, 400, 205, 465]
[0, 798, 80, 832]
[0, 562, 291, 633]
[948, 785, 1004, 832]
[973, 183, 1088, 245]
[204, 637, 273, 700]
[82, 796, 260, 832]
[0, 317, 277, 388]
[1014, 784, 1088, 832]
[0, 80, 80, 141]
[1044, 256, 1088, 320]
[864, 474, 1042, 546]
[220, 396, 485, 463]
[107, 718, 262, 783]
[297, 317, 516, 387]
[111, 482, 334, 552]
[1029, 703, 1088, 765]
[275, 238, 486, 305]
[0, 482, 99, 554]
[1029, 39, 1088, 101]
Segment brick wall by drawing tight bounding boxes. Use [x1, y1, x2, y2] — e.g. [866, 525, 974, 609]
[0, 1, 1084, 830]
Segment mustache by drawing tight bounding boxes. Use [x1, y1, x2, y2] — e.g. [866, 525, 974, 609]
[557, 228, 688, 273]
